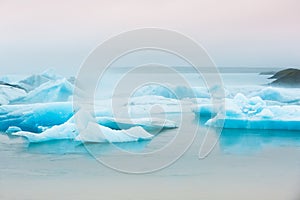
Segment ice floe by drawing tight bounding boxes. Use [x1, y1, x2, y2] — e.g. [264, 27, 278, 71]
[193, 93, 300, 130]
[12, 114, 155, 143]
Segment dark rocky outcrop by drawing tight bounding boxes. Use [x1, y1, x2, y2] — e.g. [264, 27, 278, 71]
[268, 68, 300, 87]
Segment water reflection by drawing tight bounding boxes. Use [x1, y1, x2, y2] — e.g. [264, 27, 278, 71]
[219, 128, 300, 154]
[27, 139, 150, 155]
[196, 116, 300, 154]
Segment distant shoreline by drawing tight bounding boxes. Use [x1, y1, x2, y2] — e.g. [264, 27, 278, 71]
[109, 66, 286, 74]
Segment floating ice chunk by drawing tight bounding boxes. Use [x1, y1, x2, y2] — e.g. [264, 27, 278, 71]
[14, 78, 73, 104]
[129, 95, 180, 106]
[0, 102, 114, 133]
[221, 86, 300, 105]
[194, 93, 300, 130]
[192, 94, 248, 118]
[96, 117, 178, 131]
[173, 86, 210, 99]
[127, 95, 194, 115]
[0, 102, 73, 132]
[75, 123, 153, 143]
[132, 85, 175, 98]
[127, 95, 183, 117]
[18, 69, 63, 92]
[249, 87, 300, 103]
[13, 122, 78, 143]
[132, 85, 210, 99]
[205, 114, 300, 130]
[0, 70, 75, 105]
[192, 104, 214, 116]
[13, 119, 153, 143]
[205, 105, 300, 130]
[8, 107, 156, 143]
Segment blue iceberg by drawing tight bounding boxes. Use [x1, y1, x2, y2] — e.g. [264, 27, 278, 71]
[12, 113, 154, 143]
[13, 78, 73, 104]
[193, 93, 300, 130]
[0, 102, 73, 133]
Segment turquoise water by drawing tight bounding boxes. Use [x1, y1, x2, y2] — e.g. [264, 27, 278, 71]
[0, 72, 300, 200]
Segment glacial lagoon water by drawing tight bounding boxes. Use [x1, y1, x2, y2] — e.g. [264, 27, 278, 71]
[0, 71, 300, 200]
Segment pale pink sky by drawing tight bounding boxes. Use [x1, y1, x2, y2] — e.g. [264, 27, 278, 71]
[0, 0, 299, 75]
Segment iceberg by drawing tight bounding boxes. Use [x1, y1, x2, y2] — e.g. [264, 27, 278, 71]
[13, 121, 78, 143]
[127, 95, 188, 116]
[129, 95, 180, 106]
[0, 70, 74, 105]
[0, 102, 115, 133]
[221, 86, 300, 105]
[96, 116, 178, 131]
[249, 87, 300, 104]
[0, 102, 73, 132]
[193, 93, 300, 130]
[133, 85, 210, 99]
[131, 84, 300, 106]
[17, 69, 64, 92]
[13, 78, 73, 104]
[75, 123, 153, 143]
[12, 115, 154, 143]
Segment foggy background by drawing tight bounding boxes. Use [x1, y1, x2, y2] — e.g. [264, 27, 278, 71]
[0, 0, 299, 76]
